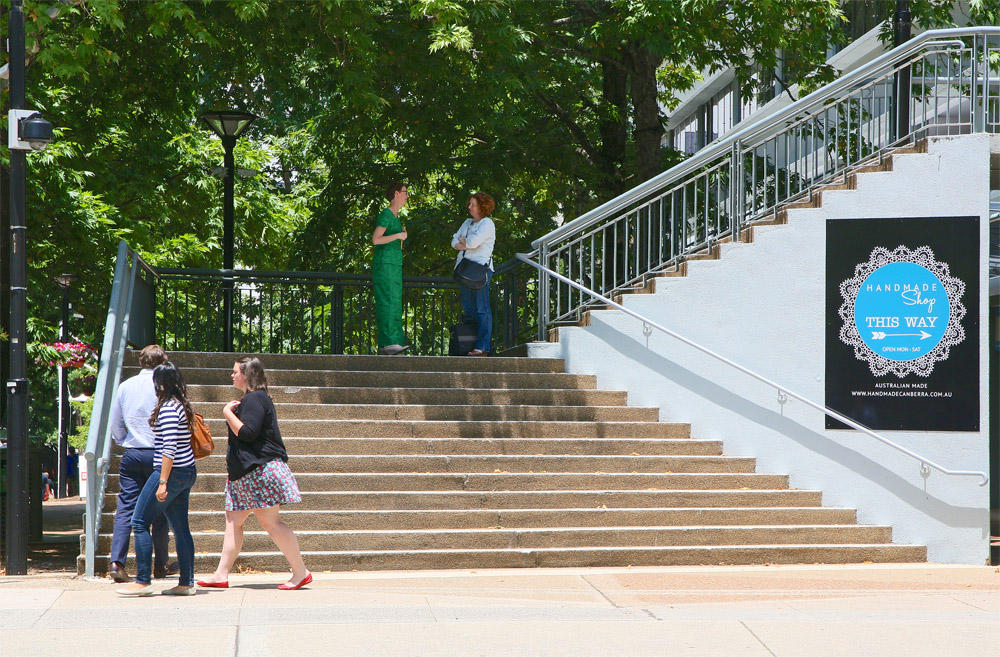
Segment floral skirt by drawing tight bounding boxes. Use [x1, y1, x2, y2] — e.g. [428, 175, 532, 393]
[225, 459, 302, 511]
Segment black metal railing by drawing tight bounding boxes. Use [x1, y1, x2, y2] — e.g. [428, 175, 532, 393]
[490, 258, 538, 352]
[154, 264, 538, 356]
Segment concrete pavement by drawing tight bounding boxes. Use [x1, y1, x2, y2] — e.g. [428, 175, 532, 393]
[2, 564, 998, 656]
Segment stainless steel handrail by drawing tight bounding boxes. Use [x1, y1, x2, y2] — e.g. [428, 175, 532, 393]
[516, 253, 989, 486]
[84, 241, 146, 577]
[533, 26, 1000, 249]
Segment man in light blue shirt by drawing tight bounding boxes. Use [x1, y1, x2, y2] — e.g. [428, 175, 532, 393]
[107, 345, 174, 582]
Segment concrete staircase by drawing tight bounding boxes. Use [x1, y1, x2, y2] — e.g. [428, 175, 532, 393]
[83, 350, 925, 574]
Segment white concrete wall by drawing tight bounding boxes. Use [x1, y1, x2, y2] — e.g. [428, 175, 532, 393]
[531, 134, 993, 564]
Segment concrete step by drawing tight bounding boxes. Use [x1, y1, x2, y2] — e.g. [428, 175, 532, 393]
[116, 454, 748, 476]
[197, 437, 723, 456]
[105, 489, 824, 511]
[202, 419, 691, 439]
[104, 506, 859, 532]
[252, 403, 660, 422]
[83, 543, 926, 573]
[128, 350, 566, 373]
[186, 385, 628, 406]
[108, 472, 786, 494]
[126, 367, 598, 390]
[94, 525, 895, 553]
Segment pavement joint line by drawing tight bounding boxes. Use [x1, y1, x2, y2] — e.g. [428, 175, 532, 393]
[233, 590, 245, 657]
[30, 587, 65, 630]
[949, 594, 990, 611]
[580, 574, 620, 609]
[740, 620, 779, 657]
[641, 608, 661, 621]
[424, 596, 438, 622]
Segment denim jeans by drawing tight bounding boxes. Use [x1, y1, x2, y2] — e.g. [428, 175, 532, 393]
[131, 466, 197, 586]
[460, 269, 493, 353]
[111, 448, 169, 568]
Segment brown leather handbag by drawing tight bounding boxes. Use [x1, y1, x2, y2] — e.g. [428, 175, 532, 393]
[190, 412, 214, 460]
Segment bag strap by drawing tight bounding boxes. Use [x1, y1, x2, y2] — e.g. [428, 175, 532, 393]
[457, 221, 472, 263]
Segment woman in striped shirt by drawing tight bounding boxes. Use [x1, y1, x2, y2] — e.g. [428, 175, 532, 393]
[117, 362, 198, 596]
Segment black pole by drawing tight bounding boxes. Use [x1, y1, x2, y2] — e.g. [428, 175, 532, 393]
[6, 0, 29, 575]
[222, 135, 235, 353]
[56, 285, 68, 499]
[893, 0, 912, 143]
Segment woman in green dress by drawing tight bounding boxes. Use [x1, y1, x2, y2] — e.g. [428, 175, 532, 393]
[372, 181, 409, 355]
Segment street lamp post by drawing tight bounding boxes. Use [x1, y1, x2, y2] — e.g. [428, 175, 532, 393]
[198, 110, 258, 353]
[55, 273, 76, 499]
[6, 0, 55, 575]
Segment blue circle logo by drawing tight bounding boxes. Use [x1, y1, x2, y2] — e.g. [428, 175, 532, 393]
[853, 262, 949, 362]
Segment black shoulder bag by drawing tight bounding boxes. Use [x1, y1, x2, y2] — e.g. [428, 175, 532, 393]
[452, 224, 492, 290]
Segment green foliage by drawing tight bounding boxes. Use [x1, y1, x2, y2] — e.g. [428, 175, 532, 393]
[69, 397, 93, 451]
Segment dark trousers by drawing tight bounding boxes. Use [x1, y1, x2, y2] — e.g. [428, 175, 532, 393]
[460, 270, 493, 353]
[110, 448, 169, 568]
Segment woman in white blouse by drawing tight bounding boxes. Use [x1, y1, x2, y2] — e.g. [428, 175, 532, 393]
[451, 192, 497, 355]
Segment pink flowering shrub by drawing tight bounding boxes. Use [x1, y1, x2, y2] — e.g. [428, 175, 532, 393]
[44, 341, 95, 368]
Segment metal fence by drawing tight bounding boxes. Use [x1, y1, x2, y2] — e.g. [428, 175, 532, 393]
[532, 27, 1000, 334]
[154, 265, 537, 356]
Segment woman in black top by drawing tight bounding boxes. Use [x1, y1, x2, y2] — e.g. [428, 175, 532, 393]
[197, 357, 311, 590]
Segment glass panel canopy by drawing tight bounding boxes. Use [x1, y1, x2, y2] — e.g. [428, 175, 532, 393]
[199, 110, 259, 138]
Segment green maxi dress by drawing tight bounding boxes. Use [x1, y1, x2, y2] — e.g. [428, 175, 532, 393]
[373, 208, 406, 348]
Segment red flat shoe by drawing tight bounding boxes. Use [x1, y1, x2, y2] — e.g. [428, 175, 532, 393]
[196, 579, 229, 589]
[277, 572, 312, 590]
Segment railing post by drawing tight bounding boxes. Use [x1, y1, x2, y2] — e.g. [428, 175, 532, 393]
[222, 272, 234, 353]
[973, 35, 987, 133]
[509, 272, 520, 349]
[537, 243, 549, 341]
[331, 284, 344, 354]
[730, 141, 742, 242]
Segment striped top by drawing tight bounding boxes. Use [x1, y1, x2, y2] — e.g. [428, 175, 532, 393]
[152, 398, 195, 469]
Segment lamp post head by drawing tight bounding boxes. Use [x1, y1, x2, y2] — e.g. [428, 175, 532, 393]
[55, 273, 76, 289]
[199, 110, 259, 140]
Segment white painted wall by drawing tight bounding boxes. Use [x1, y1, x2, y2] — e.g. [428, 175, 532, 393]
[530, 134, 993, 564]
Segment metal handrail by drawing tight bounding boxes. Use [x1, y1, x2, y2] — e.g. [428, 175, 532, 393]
[84, 241, 149, 577]
[534, 26, 1000, 249]
[516, 253, 989, 486]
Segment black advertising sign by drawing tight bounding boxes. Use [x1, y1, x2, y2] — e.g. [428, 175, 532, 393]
[825, 217, 979, 431]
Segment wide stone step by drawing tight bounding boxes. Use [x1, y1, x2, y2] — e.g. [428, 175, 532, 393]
[127, 367, 597, 389]
[132, 453, 747, 475]
[108, 472, 785, 494]
[102, 507, 860, 532]
[94, 525, 894, 554]
[105, 489, 823, 511]
[202, 437, 723, 456]
[251, 403, 660, 422]
[203, 419, 691, 439]
[187, 385, 628, 406]
[83, 543, 927, 573]
[129, 351, 566, 373]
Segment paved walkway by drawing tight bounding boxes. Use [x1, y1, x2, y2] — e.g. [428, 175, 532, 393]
[2, 564, 998, 656]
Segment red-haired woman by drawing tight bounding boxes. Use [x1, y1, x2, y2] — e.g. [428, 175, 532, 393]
[451, 192, 497, 356]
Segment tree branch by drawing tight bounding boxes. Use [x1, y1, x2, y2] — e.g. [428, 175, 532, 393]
[532, 90, 600, 167]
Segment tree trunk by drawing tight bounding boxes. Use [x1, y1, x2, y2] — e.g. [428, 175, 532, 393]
[597, 55, 628, 198]
[627, 43, 664, 184]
